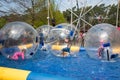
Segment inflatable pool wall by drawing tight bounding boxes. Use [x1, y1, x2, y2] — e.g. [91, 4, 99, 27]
[0, 67, 74, 80]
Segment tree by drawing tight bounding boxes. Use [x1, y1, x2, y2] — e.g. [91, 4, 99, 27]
[63, 3, 120, 31]
[0, 18, 6, 28]
[0, 0, 66, 28]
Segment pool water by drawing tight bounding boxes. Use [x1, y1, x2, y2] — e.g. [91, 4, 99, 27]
[0, 49, 120, 80]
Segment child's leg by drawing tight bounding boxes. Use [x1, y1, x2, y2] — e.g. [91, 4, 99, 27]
[21, 52, 24, 60]
[11, 54, 19, 60]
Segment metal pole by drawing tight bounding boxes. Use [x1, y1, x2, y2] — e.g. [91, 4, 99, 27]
[47, 0, 50, 25]
[116, 0, 120, 28]
[70, 0, 73, 30]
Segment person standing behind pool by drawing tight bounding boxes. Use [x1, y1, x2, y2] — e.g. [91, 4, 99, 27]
[77, 31, 85, 47]
[39, 32, 44, 47]
[39, 32, 47, 51]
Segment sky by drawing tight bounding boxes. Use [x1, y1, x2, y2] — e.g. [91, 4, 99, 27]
[55, 0, 118, 11]
[0, 0, 118, 16]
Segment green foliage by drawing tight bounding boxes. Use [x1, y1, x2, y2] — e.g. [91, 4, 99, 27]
[52, 10, 66, 25]
[0, 18, 7, 29]
[0, 0, 66, 29]
[0, 0, 119, 30]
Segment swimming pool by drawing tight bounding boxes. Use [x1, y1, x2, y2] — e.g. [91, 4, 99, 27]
[0, 49, 120, 80]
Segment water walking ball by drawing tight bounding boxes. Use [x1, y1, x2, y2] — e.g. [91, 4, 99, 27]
[55, 23, 75, 40]
[45, 28, 59, 43]
[36, 25, 53, 42]
[0, 21, 39, 60]
[84, 23, 120, 59]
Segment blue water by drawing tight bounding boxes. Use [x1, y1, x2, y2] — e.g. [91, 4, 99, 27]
[0, 49, 120, 80]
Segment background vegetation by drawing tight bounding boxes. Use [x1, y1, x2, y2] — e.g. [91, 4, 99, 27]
[0, 0, 119, 31]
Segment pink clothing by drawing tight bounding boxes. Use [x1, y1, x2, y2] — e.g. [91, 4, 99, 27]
[11, 52, 24, 60]
[80, 33, 83, 38]
[98, 41, 104, 57]
[98, 46, 103, 57]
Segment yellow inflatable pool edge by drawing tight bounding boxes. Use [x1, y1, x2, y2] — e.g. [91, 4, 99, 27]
[18, 43, 33, 49]
[0, 67, 31, 80]
[0, 67, 74, 80]
[52, 45, 80, 52]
